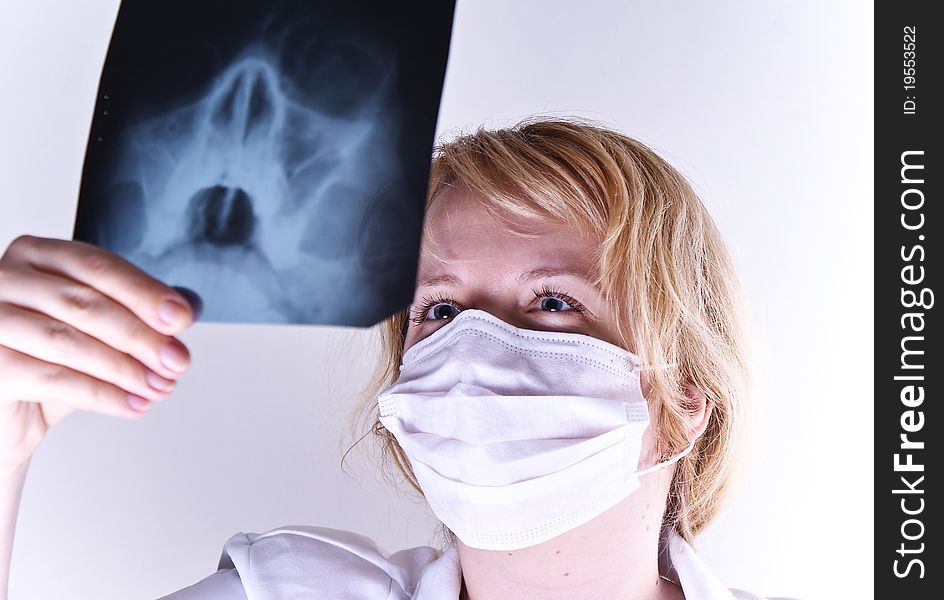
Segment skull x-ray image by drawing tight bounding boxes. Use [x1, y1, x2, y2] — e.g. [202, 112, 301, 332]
[73, 1, 455, 326]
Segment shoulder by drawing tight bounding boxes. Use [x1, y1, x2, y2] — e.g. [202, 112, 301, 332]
[160, 525, 445, 600]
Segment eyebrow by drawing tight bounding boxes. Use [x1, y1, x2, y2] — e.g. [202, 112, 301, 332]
[417, 267, 594, 289]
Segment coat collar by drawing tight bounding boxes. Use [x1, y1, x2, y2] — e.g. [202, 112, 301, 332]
[659, 527, 738, 599]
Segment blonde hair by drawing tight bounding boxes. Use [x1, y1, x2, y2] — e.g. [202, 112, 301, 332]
[350, 117, 755, 543]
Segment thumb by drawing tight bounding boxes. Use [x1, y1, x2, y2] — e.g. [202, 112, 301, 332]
[40, 399, 76, 429]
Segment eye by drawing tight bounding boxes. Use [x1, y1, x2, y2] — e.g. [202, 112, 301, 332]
[409, 293, 461, 325]
[533, 284, 587, 314]
[427, 302, 460, 321]
[540, 297, 569, 311]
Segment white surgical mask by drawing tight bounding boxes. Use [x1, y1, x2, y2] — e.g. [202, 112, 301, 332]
[377, 308, 693, 551]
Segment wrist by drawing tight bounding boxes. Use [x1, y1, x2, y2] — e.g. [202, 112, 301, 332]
[0, 459, 30, 482]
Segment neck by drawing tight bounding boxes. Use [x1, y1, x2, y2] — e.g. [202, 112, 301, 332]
[455, 492, 684, 600]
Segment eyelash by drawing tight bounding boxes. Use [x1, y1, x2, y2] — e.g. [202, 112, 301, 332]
[408, 284, 588, 326]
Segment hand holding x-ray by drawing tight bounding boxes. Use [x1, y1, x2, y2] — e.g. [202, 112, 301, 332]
[0, 234, 198, 470]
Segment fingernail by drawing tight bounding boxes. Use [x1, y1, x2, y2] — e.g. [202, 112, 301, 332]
[145, 369, 176, 393]
[127, 394, 150, 412]
[158, 298, 190, 327]
[171, 286, 203, 322]
[159, 340, 189, 372]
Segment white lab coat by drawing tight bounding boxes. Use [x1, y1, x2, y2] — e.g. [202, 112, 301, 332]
[158, 524, 790, 599]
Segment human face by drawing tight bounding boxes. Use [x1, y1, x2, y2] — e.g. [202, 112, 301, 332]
[405, 187, 675, 561]
[404, 187, 621, 352]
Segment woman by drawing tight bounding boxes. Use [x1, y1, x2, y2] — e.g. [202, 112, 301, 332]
[0, 119, 774, 599]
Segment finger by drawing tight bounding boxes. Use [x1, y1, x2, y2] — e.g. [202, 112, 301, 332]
[0, 345, 152, 418]
[0, 265, 190, 381]
[3, 235, 195, 336]
[0, 303, 177, 403]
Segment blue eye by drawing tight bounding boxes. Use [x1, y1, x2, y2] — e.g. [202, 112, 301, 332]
[533, 284, 585, 314]
[427, 302, 460, 321]
[409, 294, 461, 325]
[539, 296, 572, 312]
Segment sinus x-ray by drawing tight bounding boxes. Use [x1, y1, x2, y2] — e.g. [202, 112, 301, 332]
[73, 1, 455, 326]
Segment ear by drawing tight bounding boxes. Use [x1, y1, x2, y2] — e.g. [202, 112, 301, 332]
[682, 381, 712, 445]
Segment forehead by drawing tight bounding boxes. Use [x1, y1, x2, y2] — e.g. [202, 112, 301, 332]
[419, 188, 600, 279]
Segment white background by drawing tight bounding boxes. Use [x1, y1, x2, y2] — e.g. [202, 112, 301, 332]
[0, 1, 873, 599]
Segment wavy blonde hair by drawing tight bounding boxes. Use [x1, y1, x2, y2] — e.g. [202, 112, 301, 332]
[349, 117, 755, 543]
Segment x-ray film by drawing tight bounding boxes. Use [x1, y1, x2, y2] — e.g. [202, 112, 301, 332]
[73, 1, 455, 326]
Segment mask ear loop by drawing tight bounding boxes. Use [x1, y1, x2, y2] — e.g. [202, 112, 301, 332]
[636, 436, 697, 478]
